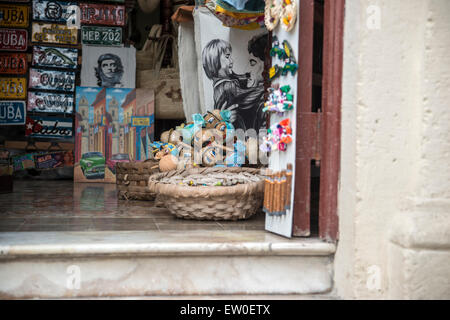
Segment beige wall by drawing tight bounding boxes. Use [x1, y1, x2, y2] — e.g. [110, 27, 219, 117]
[335, 0, 450, 299]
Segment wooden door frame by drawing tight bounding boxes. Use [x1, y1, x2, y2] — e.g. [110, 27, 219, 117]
[293, 0, 345, 241]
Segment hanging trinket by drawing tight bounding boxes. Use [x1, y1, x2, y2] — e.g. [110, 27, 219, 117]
[264, 0, 281, 31]
[263, 85, 294, 114]
[270, 36, 286, 60]
[269, 64, 282, 81]
[281, 0, 297, 32]
[259, 118, 293, 153]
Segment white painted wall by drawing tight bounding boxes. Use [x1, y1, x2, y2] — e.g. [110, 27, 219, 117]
[335, 0, 450, 299]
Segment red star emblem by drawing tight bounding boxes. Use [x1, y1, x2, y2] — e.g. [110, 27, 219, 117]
[25, 117, 43, 136]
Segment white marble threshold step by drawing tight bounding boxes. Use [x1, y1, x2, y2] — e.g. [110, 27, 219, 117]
[0, 230, 336, 299]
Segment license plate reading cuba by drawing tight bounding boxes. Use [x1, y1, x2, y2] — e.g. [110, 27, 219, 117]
[32, 0, 78, 23]
[79, 3, 125, 26]
[0, 29, 27, 51]
[32, 22, 78, 45]
[32, 46, 78, 69]
[81, 26, 122, 46]
[0, 4, 29, 28]
[0, 101, 26, 125]
[28, 91, 74, 113]
[0, 53, 27, 75]
[0, 77, 26, 99]
[29, 68, 75, 92]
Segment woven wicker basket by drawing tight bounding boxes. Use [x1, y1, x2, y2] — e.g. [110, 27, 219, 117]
[148, 167, 265, 221]
[116, 160, 160, 200]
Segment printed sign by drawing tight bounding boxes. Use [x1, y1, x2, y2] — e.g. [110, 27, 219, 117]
[25, 115, 73, 138]
[0, 77, 26, 99]
[81, 26, 122, 46]
[0, 53, 27, 75]
[32, 0, 78, 23]
[0, 101, 26, 125]
[32, 22, 78, 45]
[131, 116, 153, 127]
[32, 46, 78, 69]
[12, 153, 36, 171]
[0, 28, 28, 51]
[0, 4, 29, 28]
[34, 151, 73, 169]
[28, 91, 74, 113]
[79, 3, 125, 26]
[29, 68, 76, 92]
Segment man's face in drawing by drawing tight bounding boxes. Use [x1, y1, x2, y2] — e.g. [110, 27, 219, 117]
[101, 59, 118, 78]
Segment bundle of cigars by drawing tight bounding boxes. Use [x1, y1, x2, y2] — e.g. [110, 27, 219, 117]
[263, 164, 293, 216]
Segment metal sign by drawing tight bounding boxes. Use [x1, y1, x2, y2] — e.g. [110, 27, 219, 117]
[131, 116, 154, 127]
[28, 91, 74, 113]
[81, 26, 122, 46]
[0, 77, 26, 99]
[0, 4, 29, 28]
[0, 101, 26, 125]
[0, 53, 27, 75]
[32, 46, 78, 69]
[32, 0, 78, 23]
[29, 68, 76, 92]
[0, 29, 28, 51]
[25, 116, 73, 138]
[79, 3, 125, 26]
[32, 22, 78, 45]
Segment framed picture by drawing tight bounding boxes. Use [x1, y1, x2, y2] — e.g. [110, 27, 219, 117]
[80, 45, 136, 88]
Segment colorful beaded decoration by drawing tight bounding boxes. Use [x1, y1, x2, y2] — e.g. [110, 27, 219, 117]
[263, 85, 294, 114]
[264, 0, 281, 31]
[259, 118, 293, 153]
[281, 0, 297, 32]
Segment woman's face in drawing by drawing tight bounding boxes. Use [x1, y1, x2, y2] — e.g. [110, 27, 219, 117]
[219, 48, 233, 77]
[247, 53, 264, 87]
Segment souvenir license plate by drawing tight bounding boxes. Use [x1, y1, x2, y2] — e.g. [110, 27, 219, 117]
[29, 68, 76, 92]
[25, 116, 73, 139]
[34, 152, 68, 170]
[79, 3, 125, 26]
[0, 53, 27, 75]
[32, 45, 78, 69]
[32, 0, 78, 23]
[0, 29, 28, 51]
[0, 101, 26, 125]
[81, 26, 122, 46]
[0, 77, 26, 99]
[32, 22, 78, 45]
[28, 91, 74, 113]
[0, 4, 29, 28]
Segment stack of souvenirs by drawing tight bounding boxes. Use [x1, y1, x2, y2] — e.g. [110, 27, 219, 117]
[260, 36, 297, 154]
[149, 110, 256, 172]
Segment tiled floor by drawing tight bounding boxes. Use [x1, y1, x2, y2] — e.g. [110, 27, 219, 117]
[0, 180, 265, 232]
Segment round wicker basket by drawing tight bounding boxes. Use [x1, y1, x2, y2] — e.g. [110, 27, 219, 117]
[148, 167, 265, 221]
[116, 160, 160, 201]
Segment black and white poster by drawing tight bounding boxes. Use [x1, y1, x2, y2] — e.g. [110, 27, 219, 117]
[80, 45, 136, 88]
[194, 7, 268, 132]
